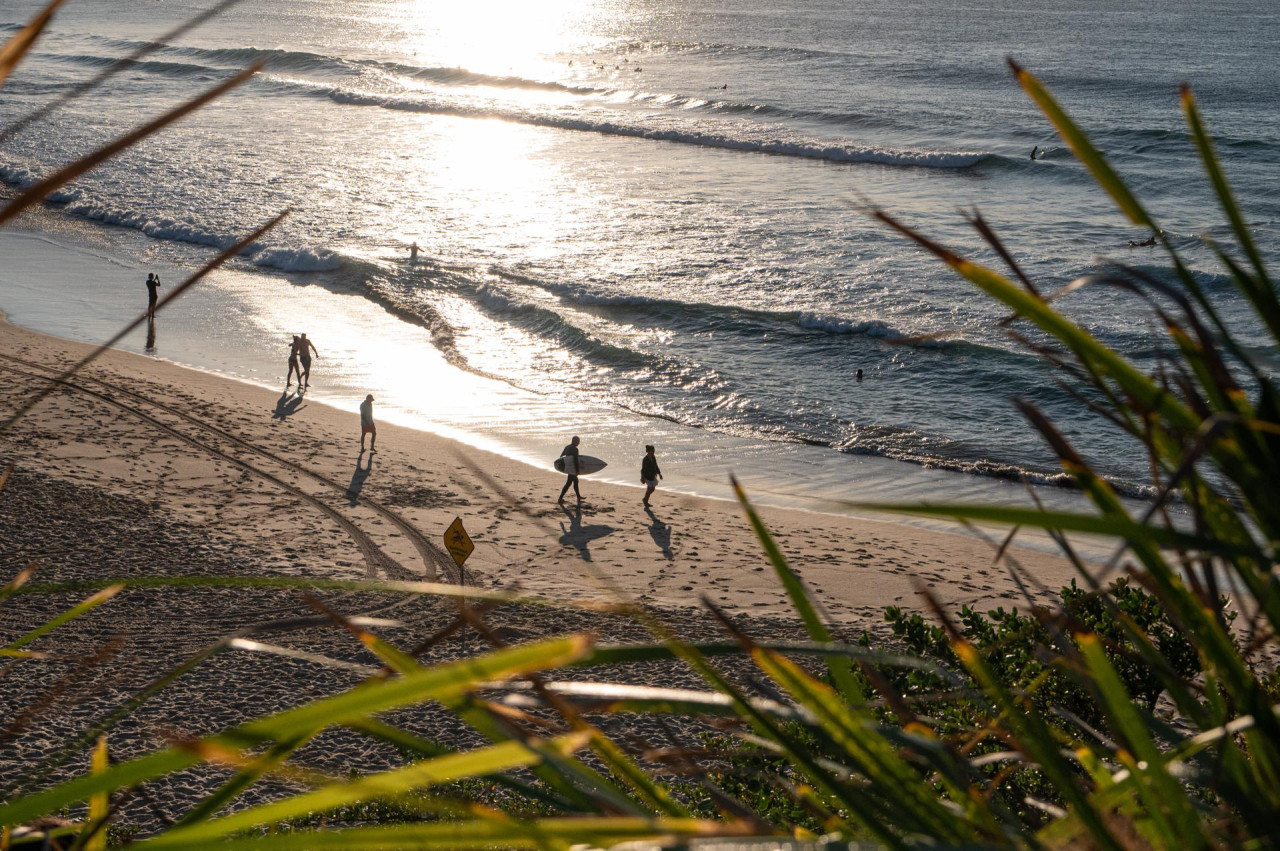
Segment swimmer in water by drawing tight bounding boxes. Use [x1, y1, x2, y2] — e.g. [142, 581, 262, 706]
[1030, 146, 1039, 160]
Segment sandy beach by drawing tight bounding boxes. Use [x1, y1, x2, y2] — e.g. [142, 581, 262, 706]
[0, 314, 1083, 824]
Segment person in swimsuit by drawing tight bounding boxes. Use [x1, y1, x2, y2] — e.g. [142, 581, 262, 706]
[298, 333, 319, 387]
[287, 335, 302, 387]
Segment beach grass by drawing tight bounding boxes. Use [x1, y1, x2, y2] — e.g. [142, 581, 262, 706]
[2, 2, 1280, 847]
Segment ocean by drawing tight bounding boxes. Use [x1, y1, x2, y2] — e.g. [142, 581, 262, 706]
[1, 0, 1278, 512]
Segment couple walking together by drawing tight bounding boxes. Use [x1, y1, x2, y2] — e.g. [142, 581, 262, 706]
[558, 436, 663, 506]
[286, 333, 318, 388]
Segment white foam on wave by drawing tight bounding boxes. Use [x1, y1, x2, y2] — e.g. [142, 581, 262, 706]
[251, 246, 342, 273]
[318, 87, 989, 169]
[0, 163, 341, 274]
[795, 312, 904, 338]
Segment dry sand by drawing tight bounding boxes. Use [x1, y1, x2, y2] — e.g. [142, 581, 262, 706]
[0, 316, 1081, 827]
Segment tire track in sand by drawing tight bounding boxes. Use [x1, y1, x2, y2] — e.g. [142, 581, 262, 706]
[0, 359, 405, 583]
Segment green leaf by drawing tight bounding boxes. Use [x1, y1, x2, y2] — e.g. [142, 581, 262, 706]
[5, 585, 122, 651]
[132, 817, 750, 850]
[1076, 634, 1211, 848]
[732, 478, 866, 706]
[147, 733, 593, 846]
[0, 636, 592, 828]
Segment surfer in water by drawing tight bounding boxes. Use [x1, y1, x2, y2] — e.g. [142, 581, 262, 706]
[1030, 146, 1039, 161]
[558, 435, 583, 504]
[641, 445, 663, 507]
[1128, 234, 1158, 248]
[298, 332, 319, 388]
[286, 335, 302, 388]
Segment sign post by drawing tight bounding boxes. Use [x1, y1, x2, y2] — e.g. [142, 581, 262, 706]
[443, 516, 474, 578]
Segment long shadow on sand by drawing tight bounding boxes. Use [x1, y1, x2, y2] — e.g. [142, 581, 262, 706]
[347, 452, 373, 506]
[558, 504, 615, 562]
[645, 506, 673, 560]
[273, 388, 307, 420]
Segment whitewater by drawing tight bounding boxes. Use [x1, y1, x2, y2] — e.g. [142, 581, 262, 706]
[1, 0, 1278, 506]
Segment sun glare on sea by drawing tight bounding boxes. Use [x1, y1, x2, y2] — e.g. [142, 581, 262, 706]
[394, 0, 609, 77]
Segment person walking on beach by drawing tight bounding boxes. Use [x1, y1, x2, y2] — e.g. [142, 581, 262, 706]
[298, 333, 319, 387]
[409, 241, 419, 261]
[558, 435, 583, 504]
[286, 335, 303, 387]
[145, 273, 161, 318]
[359, 394, 377, 453]
[641, 444, 663, 507]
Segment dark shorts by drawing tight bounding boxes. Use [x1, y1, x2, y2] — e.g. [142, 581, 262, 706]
[300, 356, 312, 368]
[362, 423, 376, 435]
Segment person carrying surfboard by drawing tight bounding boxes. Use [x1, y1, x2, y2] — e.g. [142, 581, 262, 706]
[641, 444, 663, 507]
[558, 435, 583, 504]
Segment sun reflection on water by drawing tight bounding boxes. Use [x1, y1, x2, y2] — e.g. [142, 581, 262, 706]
[392, 0, 611, 77]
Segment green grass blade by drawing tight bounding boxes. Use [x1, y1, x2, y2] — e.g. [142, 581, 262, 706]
[1010, 60, 1153, 229]
[732, 478, 866, 706]
[147, 733, 592, 846]
[0, 636, 592, 828]
[344, 717, 569, 811]
[1181, 86, 1271, 290]
[135, 817, 749, 850]
[5, 585, 122, 651]
[950, 637, 1126, 851]
[749, 644, 992, 842]
[1076, 634, 1211, 848]
[172, 733, 316, 827]
[850, 502, 1249, 556]
[81, 736, 109, 851]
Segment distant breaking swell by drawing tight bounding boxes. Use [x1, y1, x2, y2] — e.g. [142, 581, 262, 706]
[308, 85, 990, 169]
[0, 164, 341, 273]
[34, 37, 989, 168]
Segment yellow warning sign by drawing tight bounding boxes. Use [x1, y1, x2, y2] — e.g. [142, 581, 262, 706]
[443, 516, 474, 569]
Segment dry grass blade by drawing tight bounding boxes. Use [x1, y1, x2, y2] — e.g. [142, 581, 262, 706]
[0, 63, 260, 229]
[0, 0, 64, 91]
[0, 0, 247, 144]
[963, 209, 1039, 297]
[1, 209, 288, 433]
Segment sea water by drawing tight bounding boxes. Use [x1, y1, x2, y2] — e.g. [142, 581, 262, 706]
[0, 0, 1277, 513]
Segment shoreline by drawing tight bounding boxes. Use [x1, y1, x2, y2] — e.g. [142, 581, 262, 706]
[0, 313, 1081, 618]
[0, 224, 1120, 562]
[0, 240, 1082, 831]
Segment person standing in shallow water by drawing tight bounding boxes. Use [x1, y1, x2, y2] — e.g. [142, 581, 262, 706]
[145, 273, 161, 319]
[359, 394, 376, 453]
[641, 444, 663, 507]
[286, 335, 302, 387]
[298, 333, 319, 388]
[558, 435, 582, 504]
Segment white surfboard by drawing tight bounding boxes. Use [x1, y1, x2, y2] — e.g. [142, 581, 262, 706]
[554, 454, 608, 476]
